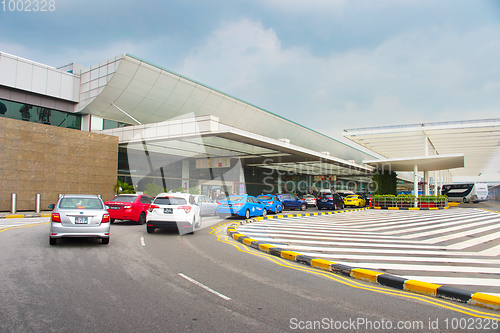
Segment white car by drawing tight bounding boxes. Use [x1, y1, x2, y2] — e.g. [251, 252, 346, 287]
[303, 194, 317, 207]
[146, 193, 202, 235]
[193, 195, 218, 216]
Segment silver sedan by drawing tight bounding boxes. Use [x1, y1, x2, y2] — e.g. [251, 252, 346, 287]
[49, 194, 111, 245]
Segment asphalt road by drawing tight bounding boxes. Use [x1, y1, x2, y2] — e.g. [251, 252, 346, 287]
[1, 211, 500, 332]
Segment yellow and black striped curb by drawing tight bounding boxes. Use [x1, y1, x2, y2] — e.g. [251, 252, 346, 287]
[0, 213, 51, 219]
[226, 212, 500, 311]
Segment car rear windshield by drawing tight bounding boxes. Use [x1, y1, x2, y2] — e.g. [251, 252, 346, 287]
[222, 196, 244, 202]
[258, 196, 272, 200]
[154, 197, 187, 205]
[346, 195, 357, 198]
[59, 198, 103, 209]
[110, 195, 137, 202]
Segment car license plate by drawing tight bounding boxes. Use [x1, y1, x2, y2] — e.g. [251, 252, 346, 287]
[164, 208, 173, 214]
[75, 217, 88, 224]
[321, 199, 328, 202]
[108, 206, 120, 210]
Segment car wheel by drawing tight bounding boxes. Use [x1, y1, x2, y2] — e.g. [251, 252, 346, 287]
[463, 197, 467, 203]
[245, 209, 251, 219]
[102, 238, 109, 245]
[195, 216, 202, 229]
[300, 203, 307, 211]
[333, 203, 337, 210]
[146, 226, 155, 234]
[49, 237, 57, 245]
[218, 214, 225, 219]
[274, 207, 279, 214]
[138, 212, 146, 225]
[110, 219, 115, 224]
[262, 209, 267, 217]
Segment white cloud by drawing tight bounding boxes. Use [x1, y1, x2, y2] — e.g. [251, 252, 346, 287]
[179, 18, 500, 142]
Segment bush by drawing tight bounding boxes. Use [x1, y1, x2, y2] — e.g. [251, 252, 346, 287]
[144, 183, 164, 197]
[115, 180, 136, 194]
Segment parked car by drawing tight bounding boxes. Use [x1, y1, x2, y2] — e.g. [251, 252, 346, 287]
[257, 194, 283, 214]
[146, 193, 202, 235]
[277, 194, 307, 211]
[316, 192, 345, 210]
[104, 194, 154, 224]
[48, 194, 110, 245]
[216, 194, 267, 219]
[344, 194, 367, 207]
[193, 195, 218, 216]
[302, 194, 317, 207]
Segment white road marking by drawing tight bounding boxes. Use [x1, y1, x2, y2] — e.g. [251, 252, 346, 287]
[178, 273, 231, 300]
[238, 209, 500, 291]
[140, 237, 145, 246]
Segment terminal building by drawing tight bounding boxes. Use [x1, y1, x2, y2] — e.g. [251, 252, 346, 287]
[0, 51, 378, 211]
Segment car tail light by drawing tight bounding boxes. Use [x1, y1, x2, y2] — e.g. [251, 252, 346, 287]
[123, 205, 132, 209]
[179, 206, 191, 213]
[233, 203, 244, 207]
[269, 201, 274, 205]
[51, 213, 61, 223]
[102, 214, 110, 223]
[149, 205, 159, 212]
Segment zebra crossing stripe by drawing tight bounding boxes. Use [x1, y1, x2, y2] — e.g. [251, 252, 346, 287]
[226, 215, 500, 311]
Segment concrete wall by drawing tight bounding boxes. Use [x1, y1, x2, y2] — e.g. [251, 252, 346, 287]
[0, 117, 118, 211]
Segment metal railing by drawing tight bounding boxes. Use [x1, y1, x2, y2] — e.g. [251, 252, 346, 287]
[373, 197, 448, 208]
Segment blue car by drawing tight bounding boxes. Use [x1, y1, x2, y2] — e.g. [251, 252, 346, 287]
[277, 194, 308, 211]
[216, 195, 267, 219]
[257, 195, 283, 214]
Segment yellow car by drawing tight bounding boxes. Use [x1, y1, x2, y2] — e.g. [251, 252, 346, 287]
[343, 195, 366, 207]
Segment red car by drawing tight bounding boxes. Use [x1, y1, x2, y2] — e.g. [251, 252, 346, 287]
[104, 194, 154, 224]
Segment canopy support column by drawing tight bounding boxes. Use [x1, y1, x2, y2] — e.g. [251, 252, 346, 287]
[414, 164, 419, 207]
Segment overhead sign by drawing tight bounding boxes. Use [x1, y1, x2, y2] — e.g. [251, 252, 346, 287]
[196, 158, 230, 169]
[314, 175, 336, 181]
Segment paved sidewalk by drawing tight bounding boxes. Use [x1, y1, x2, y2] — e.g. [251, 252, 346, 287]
[0, 211, 52, 219]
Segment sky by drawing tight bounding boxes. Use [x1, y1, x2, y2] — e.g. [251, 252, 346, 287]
[1, 0, 500, 174]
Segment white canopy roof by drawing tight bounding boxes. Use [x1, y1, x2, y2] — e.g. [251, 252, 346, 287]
[343, 119, 500, 177]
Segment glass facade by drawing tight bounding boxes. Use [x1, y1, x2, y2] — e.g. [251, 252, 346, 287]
[0, 98, 81, 129]
[103, 119, 130, 130]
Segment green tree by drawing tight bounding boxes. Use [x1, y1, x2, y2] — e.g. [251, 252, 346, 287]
[143, 183, 164, 197]
[115, 179, 136, 194]
[372, 169, 397, 195]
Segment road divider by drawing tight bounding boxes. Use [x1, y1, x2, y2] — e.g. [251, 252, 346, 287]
[226, 209, 500, 312]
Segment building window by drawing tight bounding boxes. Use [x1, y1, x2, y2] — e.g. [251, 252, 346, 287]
[0, 98, 81, 129]
[103, 118, 131, 130]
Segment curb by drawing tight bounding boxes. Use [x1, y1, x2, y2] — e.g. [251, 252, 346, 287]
[0, 213, 51, 219]
[226, 210, 500, 312]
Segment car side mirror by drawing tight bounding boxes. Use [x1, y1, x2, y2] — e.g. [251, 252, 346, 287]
[48, 204, 55, 209]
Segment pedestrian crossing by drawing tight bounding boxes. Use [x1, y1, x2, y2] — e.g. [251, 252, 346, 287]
[0, 217, 49, 231]
[236, 208, 500, 295]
